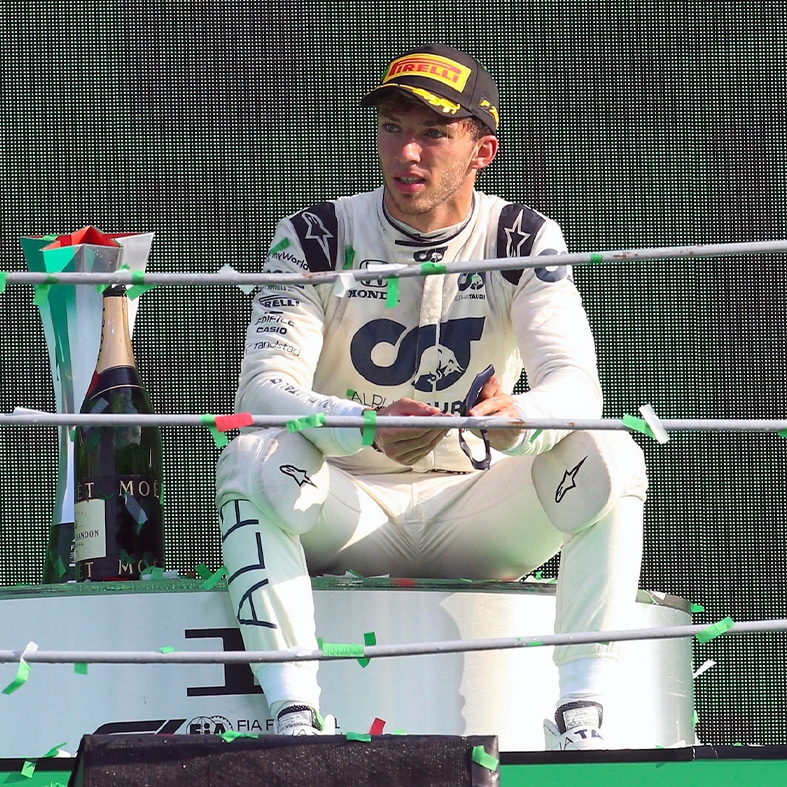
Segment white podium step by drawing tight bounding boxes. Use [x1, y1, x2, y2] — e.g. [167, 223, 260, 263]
[0, 578, 694, 756]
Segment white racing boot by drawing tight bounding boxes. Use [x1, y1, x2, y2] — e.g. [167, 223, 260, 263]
[544, 700, 606, 751]
[274, 704, 337, 736]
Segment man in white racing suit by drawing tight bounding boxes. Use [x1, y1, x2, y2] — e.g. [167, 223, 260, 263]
[215, 43, 648, 749]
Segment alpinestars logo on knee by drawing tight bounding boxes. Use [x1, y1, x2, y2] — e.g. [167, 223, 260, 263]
[555, 456, 587, 503]
[280, 464, 316, 487]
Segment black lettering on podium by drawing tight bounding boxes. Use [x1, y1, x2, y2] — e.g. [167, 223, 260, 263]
[185, 627, 263, 697]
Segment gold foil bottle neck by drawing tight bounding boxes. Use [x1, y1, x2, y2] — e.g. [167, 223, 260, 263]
[95, 286, 136, 374]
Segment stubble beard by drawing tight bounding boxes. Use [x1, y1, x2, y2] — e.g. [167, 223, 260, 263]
[385, 157, 474, 223]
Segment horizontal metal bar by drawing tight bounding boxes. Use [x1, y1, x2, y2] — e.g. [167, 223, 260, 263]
[2, 410, 787, 433]
[1, 618, 784, 665]
[6, 239, 787, 287]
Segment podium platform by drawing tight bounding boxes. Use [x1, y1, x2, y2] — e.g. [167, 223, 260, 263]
[4, 744, 787, 786]
[0, 577, 693, 759]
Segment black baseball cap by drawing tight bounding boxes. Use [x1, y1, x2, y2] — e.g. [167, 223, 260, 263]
[361, 44, 500, 133]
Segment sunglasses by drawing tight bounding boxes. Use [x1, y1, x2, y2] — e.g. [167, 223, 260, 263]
[458, 364, 495, 470]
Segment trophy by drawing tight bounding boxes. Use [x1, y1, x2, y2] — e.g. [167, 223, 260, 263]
[20, 227, 154, 582]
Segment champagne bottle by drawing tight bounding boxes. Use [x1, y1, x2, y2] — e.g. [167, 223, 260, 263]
[74, 285, 164, 581]
[42, 519, 76, 583]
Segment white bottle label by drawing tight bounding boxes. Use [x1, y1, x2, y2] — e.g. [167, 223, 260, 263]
[74, 500, 107, 561]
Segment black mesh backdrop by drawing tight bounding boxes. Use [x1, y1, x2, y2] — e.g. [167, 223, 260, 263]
[1, 1, 786, 747]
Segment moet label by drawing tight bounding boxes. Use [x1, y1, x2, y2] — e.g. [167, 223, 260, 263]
[74, 499, 107, 561]
[76, 477, 161, 502]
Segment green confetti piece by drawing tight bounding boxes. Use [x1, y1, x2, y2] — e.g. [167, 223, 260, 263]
[0, 271, 7, 293]
[74, 662, 88, 675]
[202, 566, 228, 590]
[200, 413, 229, 447]
[127, 283, 157, 300]
[589, 252, 605, 264]
[357, 632, 376, 668]
[195, 563, 212, 579]
[41, 743, 68, 759]
[2, 658, 31, 695]
[51, 555, 67, 581]
[85, 428, 102, 449]
[126, 268, 156, 299]
[270, 238, 290, 256]
[691, 603, 705, 613]
[345, 732, 372, 742]
[220, 730, 259, 742]
[622, 413, 657, 440]
[343, 245, 356, 270]
[346, 389, 357, 399]
[528, 428, 543, 444]
[471, 745, 499, 772]
[160, 646, 177, 653]
[347, 568, 364, 579]
[696, 615, 735, 644]
[317, 638, 365, 658]
[32, 284, 52, 305]
[693, 710, 700, 728]
[286, 413, 327, 432]
[526, 641, 545, 647]
[778, 430, 787, 438]
[96, 263, 129, 294]
[21, 760, 36, 777]
[140, 565, 164, 579]
[361, 409, 377, 447]
[420, 261, 447, 276]
[385, 277, 399, 308]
